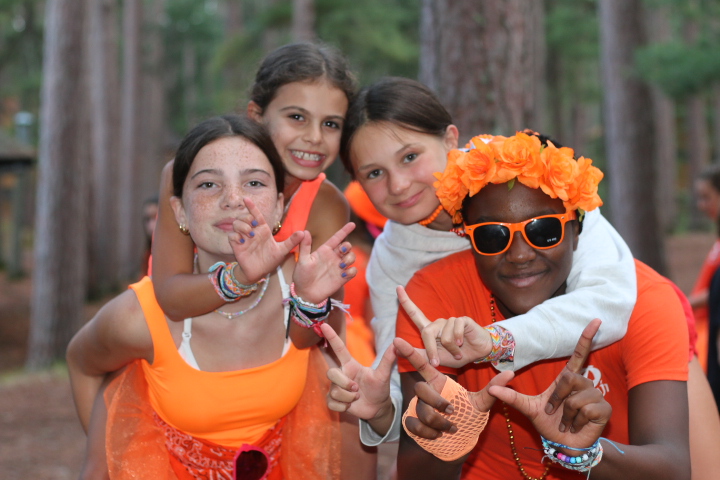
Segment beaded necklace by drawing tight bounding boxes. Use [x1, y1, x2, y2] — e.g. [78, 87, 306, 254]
[419, 204, 444, 226]
[214, 273, 271, 319]
[490, 296, 550, 480]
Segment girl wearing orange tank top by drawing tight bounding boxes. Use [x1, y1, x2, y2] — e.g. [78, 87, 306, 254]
[67, 115, 357, 479]
[147, 43, 377, 479]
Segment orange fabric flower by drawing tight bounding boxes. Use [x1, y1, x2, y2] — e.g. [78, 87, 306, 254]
[539, 143, 578, 201]
[458, 143, 498, 196]
[566, 156, 604, 211]
[492, 132, 544, 187]
[434, 150, 468, 216]
[434, 131, 604, 223]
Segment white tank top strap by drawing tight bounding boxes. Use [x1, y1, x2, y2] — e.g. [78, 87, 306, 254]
[276, 266, 292, 355]
[176, 268, 292, 368]
[178, 318, 201, 370]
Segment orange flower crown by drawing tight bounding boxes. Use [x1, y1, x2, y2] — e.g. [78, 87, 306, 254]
[434, 132, 604, 224]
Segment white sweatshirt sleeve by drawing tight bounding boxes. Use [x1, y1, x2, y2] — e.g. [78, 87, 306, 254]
[492, 208, 637, 371]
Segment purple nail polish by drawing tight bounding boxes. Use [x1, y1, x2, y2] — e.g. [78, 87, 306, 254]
[240, 238, 245, 244]
[341, 272, 347, 278]
[251, 220, 258, 227]
[340, 246, 347, 253]
[249, 231, 255, 237]
[340, 262, 346, 269]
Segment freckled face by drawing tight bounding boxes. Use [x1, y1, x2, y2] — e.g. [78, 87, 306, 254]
[350, 122, 456, 224]
[254, 79, 348, 186]
[695, 178, 720, 221]
[171, 136, 282, 261]
[465, 183, 579, 317]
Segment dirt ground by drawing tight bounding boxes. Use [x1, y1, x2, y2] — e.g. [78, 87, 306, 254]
[0, 232, 714, 479]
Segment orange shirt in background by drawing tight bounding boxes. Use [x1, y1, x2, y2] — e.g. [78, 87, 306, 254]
[691, 239, 720, 371]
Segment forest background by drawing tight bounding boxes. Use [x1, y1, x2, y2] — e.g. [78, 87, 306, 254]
[0, 0, 719, 371]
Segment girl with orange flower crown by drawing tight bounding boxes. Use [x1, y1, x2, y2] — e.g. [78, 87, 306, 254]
[320, 77, 720, 480]
[321, 78, 637, 449]
[393, 132, 692, 479]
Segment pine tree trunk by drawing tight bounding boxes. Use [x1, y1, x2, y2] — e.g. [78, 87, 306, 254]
[292, 0, 315, 42]
[87, 0, 120, 297]
[27, 0, 89, 369]
[599, 0, 666, 274]
[419, 0, 545, 141]
[117, 0, 143, 282]
[647, 6, 678, 234]
[140, 0, 167, 203]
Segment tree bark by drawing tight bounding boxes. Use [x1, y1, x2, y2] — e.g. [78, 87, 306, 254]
[647, 6, 678, 234]
[117, 0, 144, 282]
[27, 0, 89, 369]
[684, 16, 711, 229]
[419, 0, 545, 142]
[87, 0, 120, 296]
[140, 0, 167, 202]
[599, 0, 666, 274]
[292, 0, 315, 42]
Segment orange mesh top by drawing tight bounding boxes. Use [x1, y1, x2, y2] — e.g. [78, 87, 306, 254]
[130, 277, 310, 447]
[274, 173, 325, 242]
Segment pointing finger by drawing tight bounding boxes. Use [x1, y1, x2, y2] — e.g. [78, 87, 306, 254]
[393, 337, 446, 392]
[566, 318, 601, 374]
[320, 222, 356, 251]
[397, 286, 431, 331]
[320, 323, 354, 366]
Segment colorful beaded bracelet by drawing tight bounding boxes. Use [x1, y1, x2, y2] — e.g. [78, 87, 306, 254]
[474, 324, 516, 364]
[541, 437, 603, 473]
[208, 261, 263, 302]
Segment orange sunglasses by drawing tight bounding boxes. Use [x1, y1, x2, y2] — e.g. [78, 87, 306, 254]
[464, 210, 577, 256]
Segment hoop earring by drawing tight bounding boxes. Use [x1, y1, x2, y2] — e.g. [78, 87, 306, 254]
[272, 221, 282, 235]
[179, 224, 190, 235]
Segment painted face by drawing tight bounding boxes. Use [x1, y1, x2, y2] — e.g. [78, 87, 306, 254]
[695, 178, 720, 221]
[465, 183, 579, 317]
[350, 122, 457, 225]
[252, 79, 348, 186]
[171, 136, 282, 261]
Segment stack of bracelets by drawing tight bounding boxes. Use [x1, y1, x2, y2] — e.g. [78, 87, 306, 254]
[541, 436, 605, 475]
[284, 283, 349, 337]
[208, 261, 265, 302]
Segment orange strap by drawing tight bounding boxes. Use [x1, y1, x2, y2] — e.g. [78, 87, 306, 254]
[274, 173, 325, 242]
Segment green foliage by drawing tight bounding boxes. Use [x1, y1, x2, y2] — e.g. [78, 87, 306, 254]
[315, 0, 419, 82]
[163, 0, 225, 134]
[209, 0, 420, 119]
[0, 0, 43, 124]
[635, 40, 720, 99]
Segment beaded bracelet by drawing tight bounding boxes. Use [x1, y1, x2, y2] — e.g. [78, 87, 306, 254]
[541, 437, 603, 474]
[474, 324, 516, 364]
[208, 261, 263, 302]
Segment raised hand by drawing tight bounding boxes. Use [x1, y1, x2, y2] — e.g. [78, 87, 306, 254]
[292, 222, 357, 304]
[398, 286, 492, 368]
[322, 323, 396, 426]
[227, 197, 304, 283]
[488, 319, 611, 450]
[394, 337, 514, 440]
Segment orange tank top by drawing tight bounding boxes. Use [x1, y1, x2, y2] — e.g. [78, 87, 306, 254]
[130, 277, 310, 447]
[274, 173, 325, 241]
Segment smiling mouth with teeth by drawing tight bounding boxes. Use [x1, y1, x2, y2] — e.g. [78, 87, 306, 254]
[291, 150, 324, 162]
